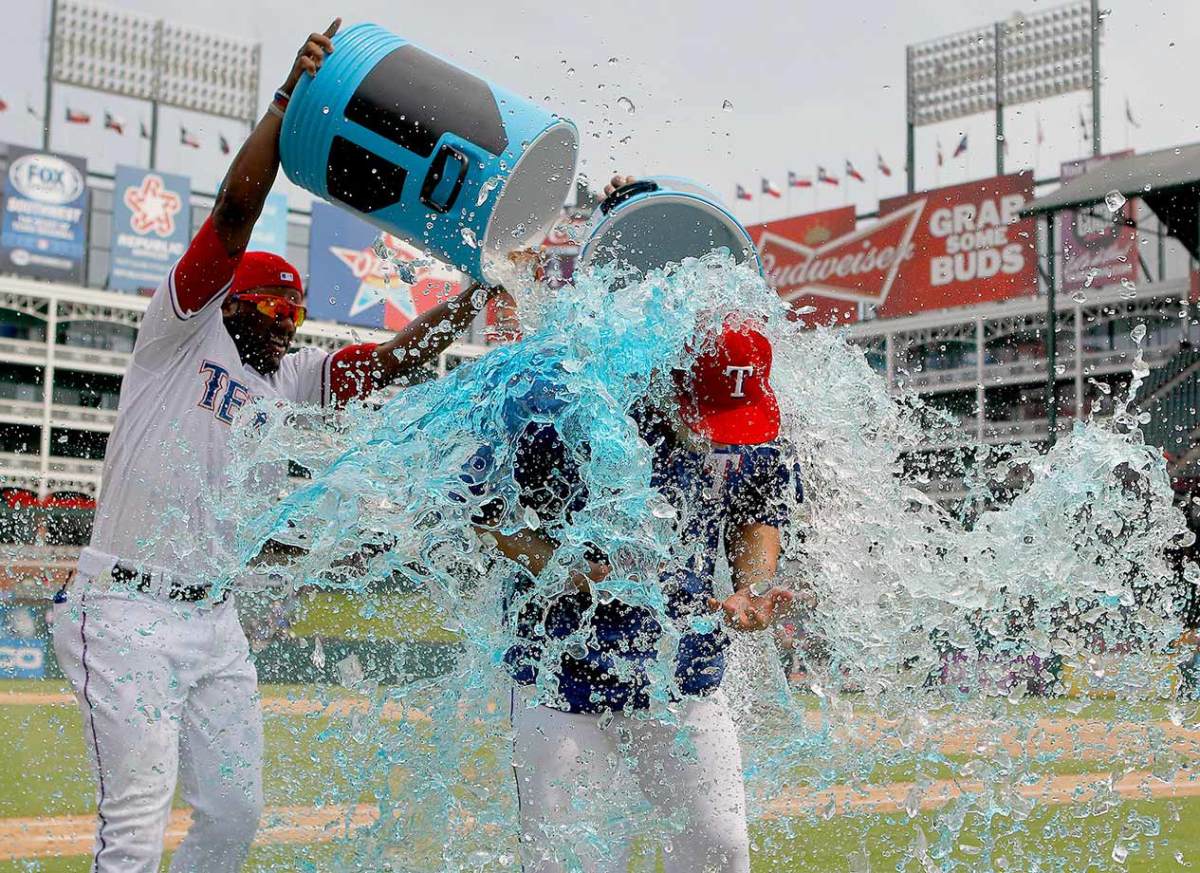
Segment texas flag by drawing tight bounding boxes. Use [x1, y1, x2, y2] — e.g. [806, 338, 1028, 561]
[65, 107, 91, 124]
[735, 184, 753, 201]
[953, 133, 968, 158]
[876, 152, 892, 177]
[787, 171, 812, 188]
[761, 178, 782, 198]
[845, 160, 865, 183]
[817, 166, 839, 186]
[180, 126, 200, 149]
[103, 112, 124, 134]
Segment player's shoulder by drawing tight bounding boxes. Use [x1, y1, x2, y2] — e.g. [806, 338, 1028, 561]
[282, 344, 328, 366]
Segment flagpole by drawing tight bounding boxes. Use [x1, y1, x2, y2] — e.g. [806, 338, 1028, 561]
[42, 0, 58, 151]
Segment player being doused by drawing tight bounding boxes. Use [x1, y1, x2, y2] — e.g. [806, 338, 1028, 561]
[466, 281, 804, 872]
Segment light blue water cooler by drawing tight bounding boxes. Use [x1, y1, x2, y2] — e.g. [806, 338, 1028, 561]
[279, 23, 579, 285]
[578, 177, 762, 277]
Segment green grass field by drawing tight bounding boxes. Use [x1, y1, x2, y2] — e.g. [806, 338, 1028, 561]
[2, 680, 1197, 872]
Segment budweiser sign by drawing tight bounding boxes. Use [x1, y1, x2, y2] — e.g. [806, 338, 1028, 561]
[757, 200, 923, 305]
[749, 171, 1038, 323]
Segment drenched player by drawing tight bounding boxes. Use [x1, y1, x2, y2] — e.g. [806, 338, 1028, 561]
[50, 20, 502, 872]
[471, 281, 801, 871]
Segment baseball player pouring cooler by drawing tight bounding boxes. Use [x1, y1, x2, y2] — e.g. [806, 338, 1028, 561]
[472, 316, 802, 873]
[50, 19, 502, 873]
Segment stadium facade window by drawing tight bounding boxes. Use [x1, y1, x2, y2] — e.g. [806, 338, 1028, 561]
[48, 428, 108, 461]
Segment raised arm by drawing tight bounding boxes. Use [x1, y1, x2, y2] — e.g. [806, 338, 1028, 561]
[211, 19, 340, 258]
[370, 283, 503, 383]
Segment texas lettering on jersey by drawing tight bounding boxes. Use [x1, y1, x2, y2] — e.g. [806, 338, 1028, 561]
[197, 359, 254, 425]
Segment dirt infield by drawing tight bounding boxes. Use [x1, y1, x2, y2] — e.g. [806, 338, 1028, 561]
[0, 803, 380, 862]
[760, 767, 1200, 820]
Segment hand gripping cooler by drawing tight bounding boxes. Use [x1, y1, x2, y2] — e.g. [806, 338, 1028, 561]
[279, 23, 579, 286]
[578, 177, 763, 277]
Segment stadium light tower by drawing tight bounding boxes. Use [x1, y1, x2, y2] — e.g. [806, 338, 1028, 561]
[44, 0, 260, 167]
[904, 0, 1101, 193]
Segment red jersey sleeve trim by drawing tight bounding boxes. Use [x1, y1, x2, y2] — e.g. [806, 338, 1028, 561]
[169, 216, 242, 319]
[325, 343, 381, 408]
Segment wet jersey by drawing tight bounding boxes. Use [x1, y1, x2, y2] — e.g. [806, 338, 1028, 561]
[471, 377, 800, 714]
[87, 217, 381, 580]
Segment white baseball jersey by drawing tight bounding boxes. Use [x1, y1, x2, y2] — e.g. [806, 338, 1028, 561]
[87, 218, 376, 580]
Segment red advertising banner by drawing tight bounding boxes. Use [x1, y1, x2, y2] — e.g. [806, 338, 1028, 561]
[750, 172, 1038, 323]
[876, 171, 1036, 317]
[748, 206, 861, 325]
[1058, 151, 1136, 292]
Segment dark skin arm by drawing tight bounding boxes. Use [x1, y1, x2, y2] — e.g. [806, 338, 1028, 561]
[365, 283, 505, 386]
[211, 19, 341, 258]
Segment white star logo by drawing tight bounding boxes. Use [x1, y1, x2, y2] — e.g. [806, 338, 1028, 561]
[123, 174, 182, 238]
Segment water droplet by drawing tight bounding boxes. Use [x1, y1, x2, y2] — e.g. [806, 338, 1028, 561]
[566, 67, 575, 77]
[616, 96, 635, 115]
[1130, 323, 1147, 344]
[1071, 291, 1087, 304]
[1083, 267, 1100, 288]
[1112, 844, 1128, 864]
[461, 227, 478, 249]
[1105, 189, 1127, 213]
[372, 235, 393, 261]
[721, 99, 734, 112]
[392, 260, 417, 284]
[321, 105, 330, 115]
[477, 175, 501, 207]
[311, 635, 326, 670]
[523, 505, 540, 530]
[607, 56, 618, 65]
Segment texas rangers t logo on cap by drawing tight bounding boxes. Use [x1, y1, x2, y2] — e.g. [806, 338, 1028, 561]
[724, 365, 754, 398]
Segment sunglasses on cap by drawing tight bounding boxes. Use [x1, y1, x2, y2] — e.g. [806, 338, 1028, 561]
[229, 293, 307, 328]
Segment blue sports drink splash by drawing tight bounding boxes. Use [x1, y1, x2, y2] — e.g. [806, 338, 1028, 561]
[218, 249, 1194, 870]
[279, 22, 578, 286]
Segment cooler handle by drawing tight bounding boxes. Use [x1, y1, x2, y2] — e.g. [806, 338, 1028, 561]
[420, 144, 470, 213]
[598, 180, 659, 215]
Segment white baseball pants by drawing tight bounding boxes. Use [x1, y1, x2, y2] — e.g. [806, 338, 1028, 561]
[51, 588, 264, 873]
[510, 689, 750, 873]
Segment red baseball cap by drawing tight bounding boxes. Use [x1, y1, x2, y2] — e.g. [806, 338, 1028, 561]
[674, 323, 780, 445]
[229, 251, 305, 297]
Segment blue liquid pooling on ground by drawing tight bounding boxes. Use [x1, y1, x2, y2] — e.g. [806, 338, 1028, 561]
[217, 253, 1195, 871]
